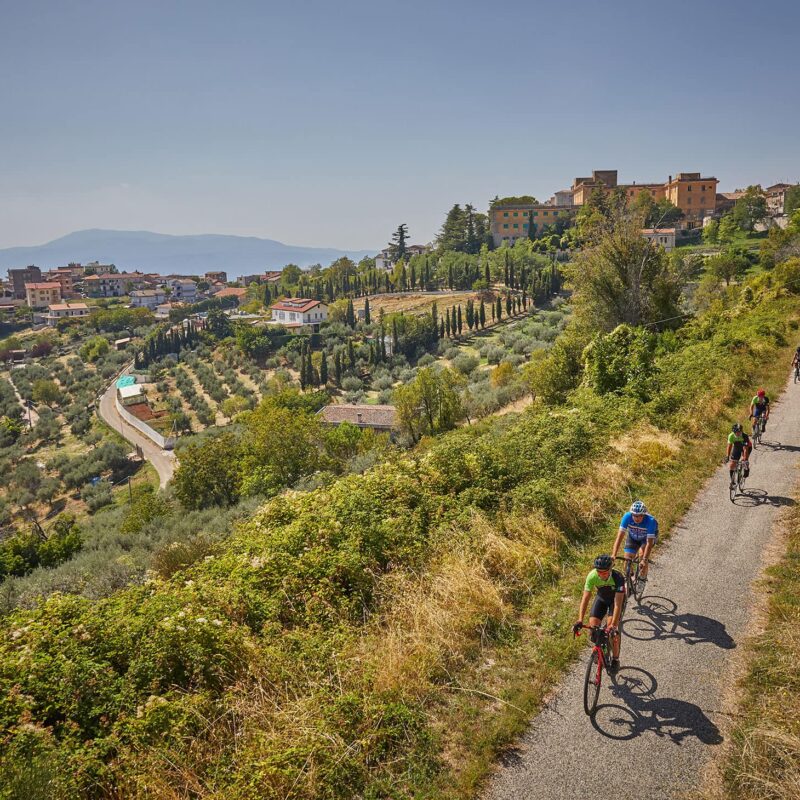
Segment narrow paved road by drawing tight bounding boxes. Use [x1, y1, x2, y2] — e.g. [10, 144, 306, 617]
[485, 373, 800, 800]
[97, 376, 175, 489]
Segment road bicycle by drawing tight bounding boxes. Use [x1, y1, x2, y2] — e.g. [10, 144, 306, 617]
[751, 415, 765, 446]
[574, 624, 616, 716]
[794, 362, 800, 384]
[728, 458, 748, 502]
[615, 556, 646, 616]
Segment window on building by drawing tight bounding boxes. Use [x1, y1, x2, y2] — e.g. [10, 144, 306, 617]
[513, 224, 519, 228]
[688, 185, 692, 191]
[543, 211, 548, 216]
[513, 212, 518, 217]
[523, 223, 528, 229]
[503, 224, 509, 229]
[503, 212, 508, 217]
[533, 211, 538, 217]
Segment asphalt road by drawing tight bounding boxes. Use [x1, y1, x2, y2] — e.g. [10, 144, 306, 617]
[98, 376, 175, 489]
[484, 374, 800, 800]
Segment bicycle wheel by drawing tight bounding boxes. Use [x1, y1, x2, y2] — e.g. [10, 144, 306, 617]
[633, 562, 646, 602]
[737, 464, 747, 494]
[729, 474, 737, 502]
[583, 648, 602, 716]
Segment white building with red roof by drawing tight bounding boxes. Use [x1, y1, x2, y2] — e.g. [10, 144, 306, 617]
[269, 298, 328, 330]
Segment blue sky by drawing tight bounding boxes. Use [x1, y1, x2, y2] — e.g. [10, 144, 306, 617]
[1, 0, 797, 251]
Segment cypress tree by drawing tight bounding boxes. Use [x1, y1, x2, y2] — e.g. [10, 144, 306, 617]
[504, 251, 509, 287]
[392, 317, 400, 354]
[348, 340, 356, 370]
[401, 262, 408, 291]
[466, 299, 474, 330]
[334, 351, 342, 384]
[439, 318, 445, 338]
[320, 351, 328, 385]
[497, 296, 503, 320]
[491, 301, 496, 322]
[300, 352, 308, 390]
[506, 294, 512, 316]
[431, 301, 438, 336]
[445, 312, 451, 337]
[410, 262, 416, 290]
[448, 264, 453, 290]
[457, 304, 463, 335]
[509, 262, 516, 289]
[379, 323, 387, 361]
[346, 299, 355, 328]
[364, 297, 371, 325]
[479, 299, 486, 328]
[484, 261, 490, 286]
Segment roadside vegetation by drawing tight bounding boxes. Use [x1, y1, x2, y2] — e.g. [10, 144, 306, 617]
[692, 502, 800, 800]
[1, 204, 800, 798]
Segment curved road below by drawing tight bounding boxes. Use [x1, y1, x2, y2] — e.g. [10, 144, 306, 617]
[485, 373, 800, 800]
[97, 376, 175, 489]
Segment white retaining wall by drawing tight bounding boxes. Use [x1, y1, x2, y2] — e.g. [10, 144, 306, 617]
[114, 394, 176, 450]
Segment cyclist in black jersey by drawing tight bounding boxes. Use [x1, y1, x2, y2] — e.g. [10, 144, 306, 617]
[725, 423, 752, 488]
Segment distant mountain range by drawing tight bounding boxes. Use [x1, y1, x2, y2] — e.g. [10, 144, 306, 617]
[0, 229, 376, 278]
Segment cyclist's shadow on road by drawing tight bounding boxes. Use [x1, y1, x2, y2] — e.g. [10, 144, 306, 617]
[731, 487, 796, 508]
[590, 666, 723, 745]
[621, 596, 736, 649]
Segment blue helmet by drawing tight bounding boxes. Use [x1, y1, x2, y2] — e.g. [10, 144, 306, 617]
[630, 500, 647, 515]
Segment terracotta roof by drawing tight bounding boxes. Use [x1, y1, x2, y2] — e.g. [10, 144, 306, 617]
[215, 287, 248, 297]
[25, 282, 61, 290]
[84, 272, 122, 281]
[317, 404, 397, 429]
[47, 303, 89, 311]
[271, 298, 324, 314]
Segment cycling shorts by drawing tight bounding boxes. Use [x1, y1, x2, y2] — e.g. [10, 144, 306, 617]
[590, 594, 615, 621]
[624, 535, 648, 555]
[730, 443, 746, 461]
[753, 405, 767, 417]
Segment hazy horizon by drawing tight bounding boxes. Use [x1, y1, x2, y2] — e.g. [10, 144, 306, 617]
[2, 0, 798, 251]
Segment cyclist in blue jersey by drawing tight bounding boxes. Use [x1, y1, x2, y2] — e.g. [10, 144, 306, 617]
[610, 500, 659, 584]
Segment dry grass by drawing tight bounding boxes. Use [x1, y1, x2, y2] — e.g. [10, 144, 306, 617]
[360, 511, 564, 697]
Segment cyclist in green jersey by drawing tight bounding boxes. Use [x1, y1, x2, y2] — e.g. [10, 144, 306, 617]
[725, 423, 752, 488]
[749, 388, 770, 434]
[573, 554, 624, 671]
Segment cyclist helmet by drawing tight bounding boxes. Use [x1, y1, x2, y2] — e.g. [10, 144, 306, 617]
[594, 554, 613, 571]
[757, 388, 766, 397]
[732, 423, 742, 433]
[630, 500, 647, 515]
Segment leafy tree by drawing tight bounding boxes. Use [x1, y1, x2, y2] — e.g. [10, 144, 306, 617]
[281, 264, 303, 285]
[705, 249, 749, 286]
[121, 484, 171, 535]
[583, 324, 657, 399]
[566, 213, 685, 331]
[393, 367, 464, 442]
[32, 379, 60, 408]
[702, 219, 719, 244]
[238, 401, 322, 497]
[733, 186, 768, 232]
[785, 186, 800, 217]
[220, 395, 249, 421]
[173, 432, 241, 509]
[718, 214, 738, 244]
